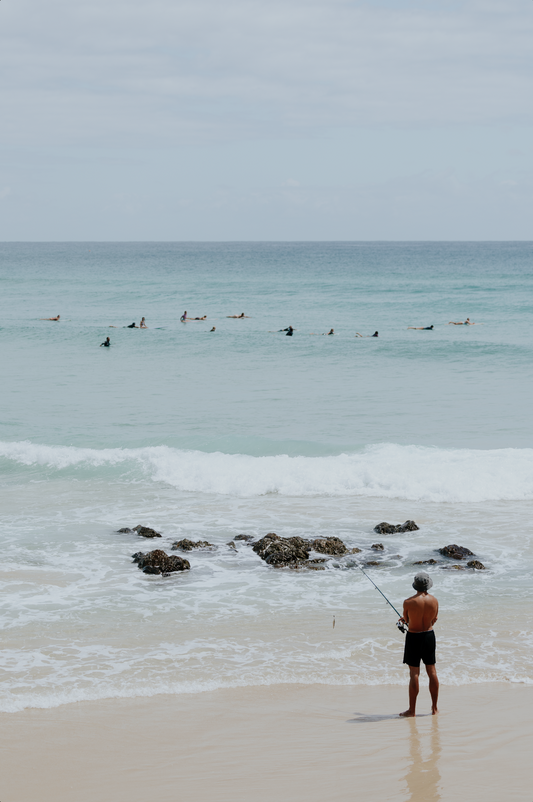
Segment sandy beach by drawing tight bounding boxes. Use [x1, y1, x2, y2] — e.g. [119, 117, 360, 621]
[1, 682, 531, 801]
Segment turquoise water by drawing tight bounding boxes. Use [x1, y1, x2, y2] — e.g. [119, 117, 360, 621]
[1, 242, 532, 710]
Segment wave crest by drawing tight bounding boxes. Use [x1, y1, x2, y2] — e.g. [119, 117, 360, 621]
[1, 440, 533, 502]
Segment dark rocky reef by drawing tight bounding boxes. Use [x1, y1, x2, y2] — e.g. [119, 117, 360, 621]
[132, 549, 190, 575]
[373, 521, 419, 535]
[414, 558, 438, 565]
[371, 543, 384, 551]
[234, 534, 255, 542]
[438, 544, 475, 560]
[117, 525, 162, 538]
[252, 533, 311, 567]
[467, 560, 486, 570]
[171, 538, 214, 551]
[310, 537, 348, 555]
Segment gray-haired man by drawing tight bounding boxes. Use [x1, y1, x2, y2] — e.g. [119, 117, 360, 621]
[399, 572, 439, 717]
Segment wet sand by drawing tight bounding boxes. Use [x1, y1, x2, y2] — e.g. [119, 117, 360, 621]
[0, 683, 530, 801]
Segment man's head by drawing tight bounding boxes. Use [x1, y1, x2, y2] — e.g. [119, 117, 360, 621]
[412, 571, 433, 592]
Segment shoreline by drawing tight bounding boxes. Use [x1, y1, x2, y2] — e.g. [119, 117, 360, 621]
[1, 682, 531, 801]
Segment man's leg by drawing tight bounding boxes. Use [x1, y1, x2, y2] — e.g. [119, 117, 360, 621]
[426, 664, 439, 714]
[400, 666, 419, 717]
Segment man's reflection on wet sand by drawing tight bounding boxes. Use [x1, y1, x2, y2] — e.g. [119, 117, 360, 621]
[405, 718, 441, 802]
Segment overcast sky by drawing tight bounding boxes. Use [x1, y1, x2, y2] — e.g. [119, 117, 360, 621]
[1, 0, 532, 240]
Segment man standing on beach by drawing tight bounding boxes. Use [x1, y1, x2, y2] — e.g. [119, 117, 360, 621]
[399, 572, 439, 717]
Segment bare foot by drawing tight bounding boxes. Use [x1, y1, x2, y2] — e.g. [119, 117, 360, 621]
[432, 707, 438, 715]
[399, 710, 415, 717]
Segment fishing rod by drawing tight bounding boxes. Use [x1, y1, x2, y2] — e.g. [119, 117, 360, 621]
[356, 564, 407, 633]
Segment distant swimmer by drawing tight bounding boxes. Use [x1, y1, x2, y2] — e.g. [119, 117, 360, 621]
[126, 322, 138, 328]
[327, 329, 334, 335]
[355, 331, 378, 337]
[192, 315, 207, 320]
[140, 317, 148, 328]
[286, 326, 294, 336]
[210, 326, 216, 332]
[41, 314, 60, 321]
[227, 313, 249, 318]
[372, 331, 378, 337]
[448, 318, 479, 325]
[180, 311, 188, 322]
[408, 325, 434, 330]
[100, 337, 111, 347]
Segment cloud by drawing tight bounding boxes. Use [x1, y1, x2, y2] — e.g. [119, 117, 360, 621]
[1, 0, 533, 146]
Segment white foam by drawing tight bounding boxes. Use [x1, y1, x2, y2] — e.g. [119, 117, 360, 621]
[2, 440, 533, 502]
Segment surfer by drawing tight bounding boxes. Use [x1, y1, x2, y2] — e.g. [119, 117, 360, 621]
[180, 311, 188, 322]
[448, 318, 478, 325]
[408, 325, 434, 330]
[227, 313, 249, 318]
[281, 326, 294, 336]
[355, 331, 379, 337]
[140, 317, 148, 328]
[126, 322, 138, 328]
[210, 326, 216, 332]
[100, 337, 111, 347]
[399, 572, 439, 717]
[41, 315, 60, 321]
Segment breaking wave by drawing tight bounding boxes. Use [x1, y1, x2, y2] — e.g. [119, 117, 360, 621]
[2, 440, 533, 502]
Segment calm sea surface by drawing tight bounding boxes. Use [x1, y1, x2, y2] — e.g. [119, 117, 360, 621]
[1, 242, 532, 710]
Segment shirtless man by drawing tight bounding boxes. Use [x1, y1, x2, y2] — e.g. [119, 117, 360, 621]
[41, 314, 60, 321]
[399, 572, 439, 717]
[448, 318, 478, 325]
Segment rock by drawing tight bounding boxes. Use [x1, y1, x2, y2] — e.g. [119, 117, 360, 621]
[365, 561, 381, 566]
[310, 537, 348, 555]
[446, 564, 465, 570]
[414, 558, 438, 565]
[438, 544, 475, 560]
[132, 549, 190, 575]
[467, 560, 486, 570]
[117, 527, 133, 533]
[373, 520, 419, 535]
[234, 534, 254, 542]
[171, 539, 214, 551]
[351, 547, 362, 554]
[227, 541, 237, 550]
[371, 543, 384, 551]
[133, 525, 162, 538]
[252, 533, 311, 567]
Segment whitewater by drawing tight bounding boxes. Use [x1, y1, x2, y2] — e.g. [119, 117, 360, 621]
[1, 241, 532, 711]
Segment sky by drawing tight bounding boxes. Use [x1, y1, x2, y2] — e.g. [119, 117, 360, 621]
[1, 0, 532, 240]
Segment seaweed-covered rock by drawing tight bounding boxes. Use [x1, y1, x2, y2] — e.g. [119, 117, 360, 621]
[132, 549, 190, 575]
[438, 544, 475, 560]
[467, 560, 486, 570]
[414, 558, 438, 565]
[373, 520, 419, 535]
[371, 543, 384, 551]
[234, 534, 254, 542]
[227, 541, 237, 550]
[252, 533, 311, 567]
[351, 547, 362, 554]
[171, 538, 214, 551]
[117, 527, 134, 533]
[311, 537, 348, 555]
[365, 560, 381, 566]
[445, 564, 465, 570]
[133, 525, 162, 538]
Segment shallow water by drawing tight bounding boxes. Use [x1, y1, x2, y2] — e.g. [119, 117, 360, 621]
[1, 242, 532, 710]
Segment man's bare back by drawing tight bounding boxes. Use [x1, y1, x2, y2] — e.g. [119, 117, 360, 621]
[402, 592, 438, 633]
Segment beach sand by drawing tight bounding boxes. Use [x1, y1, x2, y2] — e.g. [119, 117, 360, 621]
[0, 683, 530, 801]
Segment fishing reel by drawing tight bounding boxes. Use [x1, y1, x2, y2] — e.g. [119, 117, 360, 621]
[397, 620, 407, 634]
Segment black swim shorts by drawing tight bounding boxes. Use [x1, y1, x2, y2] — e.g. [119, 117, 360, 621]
[403, 630, 436, 667]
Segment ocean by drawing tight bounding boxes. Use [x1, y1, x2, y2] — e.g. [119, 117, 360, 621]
[1, 241, 532, 712]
